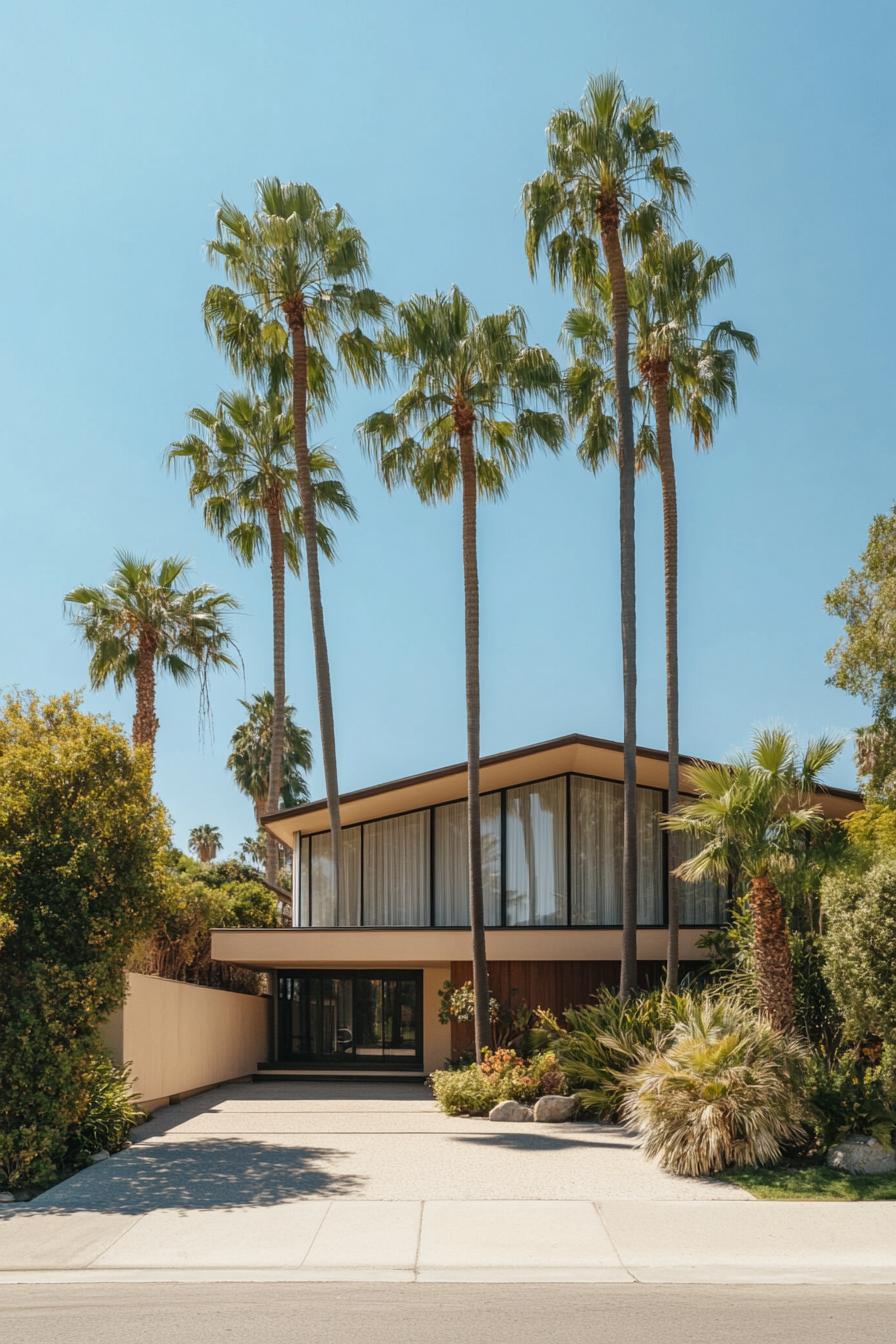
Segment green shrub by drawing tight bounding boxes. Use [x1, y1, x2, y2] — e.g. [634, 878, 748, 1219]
[430, 1048, 566, 1116]
[538, 988, 693, 1119]
[0, 693, 168, 1190]
[621, 994, 809, 1176]
[66, 1055, 143, 1164]
[822, 860, 896, 1052]
[803, 1050, 896, 1151]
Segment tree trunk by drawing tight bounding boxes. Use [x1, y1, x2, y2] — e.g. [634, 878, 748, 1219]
[284, 300, 341, 902]
[265, 497, 287, 886]
[652, 368, 680, 990]
[459, 421, 490, 1061]
[133, 629, 159, 758]
[601, 216, 638, 1000]
[749, 875, 795, 1030]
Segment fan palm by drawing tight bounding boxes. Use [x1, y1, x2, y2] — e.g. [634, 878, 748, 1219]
[205, 177, 389, 899]
[189, 824, 222, 864]
[523, 72, 690, 998]
[228, 692, 312, 826]
[65, 554, 239, 758]
[665, 728, 843, 1029]
[168, 386, 354, 882]
[360, 287, 564, 1059]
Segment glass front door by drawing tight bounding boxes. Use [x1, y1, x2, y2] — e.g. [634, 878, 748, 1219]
[277, 971, 422, 1069]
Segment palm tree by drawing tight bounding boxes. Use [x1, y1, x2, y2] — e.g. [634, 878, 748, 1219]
[666, 728, 843, 1030]
[360, 288, 564, 1059]
[627, 233, 757, 987]
[65, 553, 239, 758]
[228, 692, 313, 826]
[168, 386, 354, 883]
[523, 72, 690, 999]
[189, 824, 222, 863]
[205, 178, 389, 900]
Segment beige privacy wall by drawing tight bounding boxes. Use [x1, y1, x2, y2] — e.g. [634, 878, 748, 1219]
[101, 972, 270, 1111]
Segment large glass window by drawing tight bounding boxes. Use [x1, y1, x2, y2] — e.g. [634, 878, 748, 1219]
[363, 810, 430, 926]
[505, 777, 567, 926]
[570, 775, 622, 924]
[277, 972, 421, 1067]
[308, 827, 361, 927]
[433, 794, 502, 925]
[676, 830, 728, 925]
[636, 787, 664, 924]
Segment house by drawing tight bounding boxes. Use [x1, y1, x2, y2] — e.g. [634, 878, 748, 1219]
[210, 732, 859, 1079]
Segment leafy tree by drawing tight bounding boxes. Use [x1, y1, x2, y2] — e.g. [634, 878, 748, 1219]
[0, 693, 168, 1189]
[826, 507, 896, 799]
[168, 386, 353, 881]
[523, 72, 690, 998]
[228, 692, 312, 825]
[360, 287, 563, 1058]
[822, 860, 896, 1073]
[65, 553, 239, 759]
[667, 727, 842, 1030]
[205, 177, 389, 892]
[188, 824, 222, 863]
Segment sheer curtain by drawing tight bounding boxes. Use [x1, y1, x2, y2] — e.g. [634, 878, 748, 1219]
[433, 794, 502, 925]
[636, 788, 664, 924]
[571, 776, 622, 924]
[363, 811, 430, 926]
[308, 828, 361, 927]
[504, 778, 567, 926]
[678, 830, 727, 925]
[297, 836, 310, 927]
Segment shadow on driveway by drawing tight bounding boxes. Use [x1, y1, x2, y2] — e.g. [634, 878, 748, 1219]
[20, 1138, 364, 1215]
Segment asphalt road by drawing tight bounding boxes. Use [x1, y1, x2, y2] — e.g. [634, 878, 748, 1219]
[2, 1283, 895, 1343]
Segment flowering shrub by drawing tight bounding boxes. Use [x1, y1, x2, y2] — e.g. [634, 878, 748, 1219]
[430, 1049, 567, 1116]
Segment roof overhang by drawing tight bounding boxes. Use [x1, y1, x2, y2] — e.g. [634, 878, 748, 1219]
[261, 732, 861, 845]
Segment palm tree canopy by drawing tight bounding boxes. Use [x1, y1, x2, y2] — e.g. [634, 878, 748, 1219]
[65, 553, 239, 694]
[665, 728, 844, 885]
[203, 177, 390, 412]
[167, 388, 356, 573]
[228, 692, 312, 809]
[359, 287, 565, 501]
[189, 824, 222, 860]
[523, 72, 691, 291]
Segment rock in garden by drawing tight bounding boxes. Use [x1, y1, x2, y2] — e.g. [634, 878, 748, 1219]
[89, 1150, 111, 1163]
[488, 1099, 533, 1122]
[533, 1094, 578, 1123]
[826, 1135, 896, 1176]
[0, 1191, 16, 1203]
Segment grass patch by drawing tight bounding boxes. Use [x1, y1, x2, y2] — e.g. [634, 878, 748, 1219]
[726, 1161, 896, 1201]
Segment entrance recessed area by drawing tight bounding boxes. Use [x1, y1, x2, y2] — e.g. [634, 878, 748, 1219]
[276, 971, 423, 1070]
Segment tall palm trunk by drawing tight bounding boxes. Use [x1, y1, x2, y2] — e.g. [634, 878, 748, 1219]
[652, 366, 680, 989]
[600, 212, 638, 1000]
[264, 497, 287, 886]
[283, 299, 342, 900]
[749, 876, 795, 1030]
[458, 417, 490, 1061]
[133, 629, 159, 756]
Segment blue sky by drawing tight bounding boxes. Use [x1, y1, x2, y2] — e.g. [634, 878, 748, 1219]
[1, 0, 890, 854]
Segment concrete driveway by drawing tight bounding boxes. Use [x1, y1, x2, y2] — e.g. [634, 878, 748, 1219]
[2, 1082, 895, 1284]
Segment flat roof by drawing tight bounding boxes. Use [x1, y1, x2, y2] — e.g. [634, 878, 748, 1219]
[261, 731, 861, 844]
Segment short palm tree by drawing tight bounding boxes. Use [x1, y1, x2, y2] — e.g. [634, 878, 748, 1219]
[666, 728, 843, 1030]
[360, 287, 564, 1059]
[66, 554, 239, 758]
[204, 179, 389, 898]
[189, 824, 222, 864]
[168, 386, 354, 883]
[523, 72, 690, 998]
[228, 692, 312, 826]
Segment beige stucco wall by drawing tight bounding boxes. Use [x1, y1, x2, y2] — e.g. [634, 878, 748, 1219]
[422, 965, 452, 1073]
[101, 972, 270, 1111]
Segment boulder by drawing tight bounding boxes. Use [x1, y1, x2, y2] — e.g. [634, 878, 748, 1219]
[488, 1099, 533, 1122]
[89, 1150, 110, 1164]
[0, 1191, 16, 1203]
[826, 1135, 896, 1176]
[533, 1094, 578, 1123]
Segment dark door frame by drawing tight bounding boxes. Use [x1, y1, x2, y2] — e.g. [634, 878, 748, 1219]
[275, 969, 424, 1071]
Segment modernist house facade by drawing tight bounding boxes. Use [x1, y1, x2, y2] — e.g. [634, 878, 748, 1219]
[211, 733, 859, 1078]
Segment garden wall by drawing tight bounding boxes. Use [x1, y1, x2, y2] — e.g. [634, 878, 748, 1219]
[101, 972, 270, 1112]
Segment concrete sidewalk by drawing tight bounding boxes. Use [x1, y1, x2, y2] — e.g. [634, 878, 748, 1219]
[2, 1198, 895, 1284]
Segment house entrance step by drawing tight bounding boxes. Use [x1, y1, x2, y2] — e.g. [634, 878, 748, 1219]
[252, 1065, 427, 1084]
